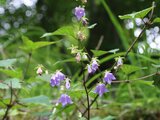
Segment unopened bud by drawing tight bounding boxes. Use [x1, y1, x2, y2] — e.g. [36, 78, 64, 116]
[117, 57, 123, 67]
[36, 67, 43, 75]
[82, 53, 88, 60]
[75, 52, 81, 62]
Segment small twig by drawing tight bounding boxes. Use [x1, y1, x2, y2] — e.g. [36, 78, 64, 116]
[95, 36, 104, 50]
[2, 82, 13, 120]
[81, 62, 90, 120]
[124, 26, 146, 58]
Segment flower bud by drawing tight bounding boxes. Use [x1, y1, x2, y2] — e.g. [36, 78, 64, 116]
[75, 52, 81, 62]
[36, 67, 43, 75]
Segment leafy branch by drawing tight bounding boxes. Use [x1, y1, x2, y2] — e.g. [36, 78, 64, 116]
[82, 2, 156, 117]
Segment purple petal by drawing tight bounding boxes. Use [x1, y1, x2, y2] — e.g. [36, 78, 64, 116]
[74, 6, 85, 20]
[59, 94, 72, 107]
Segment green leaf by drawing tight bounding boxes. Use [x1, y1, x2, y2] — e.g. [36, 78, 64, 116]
[108, 48, 119, 53]
[33, 41, 56, 50]
[68, 89, 85, 99]
[91, 49, 119, 57]
[119, 7, 153, 19]
[36, 74, 51, 82]
[0, 59, 17, 67]
[41, 26, 75, 38]
[100, 52, 126, 64]
[153, 18, 160, 23]
[0, 69, 23, 79]
[20, 36, 55, 52]
[20, 95, 50, 105]
[91, 50, 108, 57]
[0, 78, 21, 89]
[120, 64, 147, 75]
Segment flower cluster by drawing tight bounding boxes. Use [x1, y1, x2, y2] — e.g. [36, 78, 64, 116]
[50, 70, 72, 107]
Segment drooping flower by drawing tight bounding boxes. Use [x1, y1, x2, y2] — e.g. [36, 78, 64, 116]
[50, 71, 65, 87]
[87, 64, 92, 74]
[55, 71, 65, 81]
[58, 94, 73, 107]
[50, 74, 60, 87]
[65, 78, 70, 89]
[91, 59, 99, 72]
[74, 6, 85, 20]
[87, 59, 99, 74]
[117, 57, 123, 67]
[103, 71, 116, 84]
[36, 67, 43, 75]
[94, 83, 109, 97]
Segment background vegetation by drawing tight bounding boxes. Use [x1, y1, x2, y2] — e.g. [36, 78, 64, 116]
[0, 0, 160, 119]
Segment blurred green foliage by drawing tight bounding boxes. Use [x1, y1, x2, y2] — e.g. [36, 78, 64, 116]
[0, 0, 160, 119]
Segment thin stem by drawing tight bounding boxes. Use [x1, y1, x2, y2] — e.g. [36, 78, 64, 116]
[2, 82, 13, 120]
[81, 62, 90, 120]
[124, 26, 146, 58]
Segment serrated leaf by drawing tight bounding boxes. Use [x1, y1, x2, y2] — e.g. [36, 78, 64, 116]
[153, 18, 160, 23]
[20, 95, 50, 105]
[120, 64, 147, 75]
[0, 78, 21, 89]
[41, 26, 75, 38]
[119, 7, 153, 19]
[0, 59, 17, 67]
[0, 69, 23, 79]
[22, 36, 33, 46]
[33, 41, 56, 50]
[20, 36, 55, 52]
[88, 23, 97, 29]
